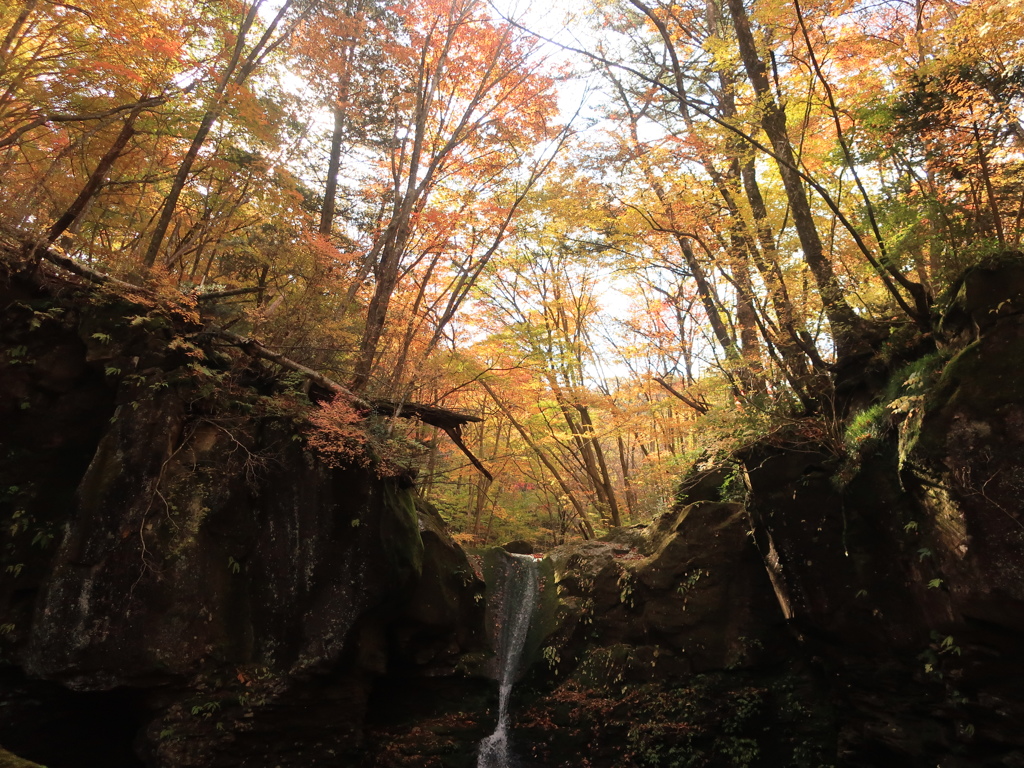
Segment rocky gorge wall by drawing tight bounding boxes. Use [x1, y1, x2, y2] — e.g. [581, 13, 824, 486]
[735, 254, 1024, 766]
[0, 260, 491, 767]
[3, 251, 1024, 768]
[494, 254, 1024, 768]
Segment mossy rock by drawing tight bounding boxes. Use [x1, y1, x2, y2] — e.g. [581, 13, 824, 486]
[0, 746, 43, 768]
[381, 483, 425, 582]
[906, 313, 1024, 469]
[939, 250, 1024, 338]
[933, 333, 1024, 418]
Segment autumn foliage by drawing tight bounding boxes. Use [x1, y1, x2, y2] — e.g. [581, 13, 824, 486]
[2, 0, 1022, 547]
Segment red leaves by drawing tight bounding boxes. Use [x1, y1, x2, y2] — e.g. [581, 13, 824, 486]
[306, 396, 370, 469]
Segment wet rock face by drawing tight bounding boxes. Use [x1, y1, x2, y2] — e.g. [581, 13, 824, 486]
[546, 501, 785, 673]
[514, 500, 823, 768]
[0, 285, 117, 661]
[914, 310, 1024, 630]
[23, 396, 424, 687]
[734, 257, 1024, 765]
[0, 268, 487, 767]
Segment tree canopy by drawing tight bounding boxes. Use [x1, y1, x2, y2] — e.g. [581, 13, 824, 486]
[2, 0, 1022, 546]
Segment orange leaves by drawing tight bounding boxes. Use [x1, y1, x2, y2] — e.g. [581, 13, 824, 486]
[141, 36, 183, 60]
[306, 396, 370, 469]
[330, 0, 566, 393]
[90, 59, 145, 84]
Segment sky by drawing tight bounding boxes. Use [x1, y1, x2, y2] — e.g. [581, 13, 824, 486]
[487, 0, 607, 117]
[482, 0, 654, 383]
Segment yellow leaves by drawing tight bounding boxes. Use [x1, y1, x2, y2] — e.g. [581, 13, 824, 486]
[91, 59, 145, 84]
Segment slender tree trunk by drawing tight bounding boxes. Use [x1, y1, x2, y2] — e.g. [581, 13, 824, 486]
[349, 219, 407, 392]
[142, 3, 256, 268]
[578, 404, 621, 528]
[676, 235, 737, 356]
[732, 253, 762, 368]
[545, 376, 613, 517]
[319, 103, 346, 236]
[972, 119, 1006, 248]
[471, 476, 493, 537]
[609, 71, 740, 362]
[724, 0, 866, 357]
[481, 380, 594, 538]
[616, 435, 637, 521]
[47, 104, 144, 244]
[739, 160, 823, 365]
[416, 426, 438, 499]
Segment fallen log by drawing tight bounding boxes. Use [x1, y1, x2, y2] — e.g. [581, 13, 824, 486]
[206, 328, 492, 480]
[16, 241, 492, 480]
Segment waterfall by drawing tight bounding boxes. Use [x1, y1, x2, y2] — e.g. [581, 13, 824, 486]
[477, 552, 540, 768]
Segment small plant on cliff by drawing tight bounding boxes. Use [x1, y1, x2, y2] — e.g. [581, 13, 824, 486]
[676, 568, 708, 607]
[844, 404, 887, 452]
[542, 645, 561, 672]
[617, 566, 637, 609]
[306, 396, 426, 477]
[306, 396, 371, 468]
[718, 464, 747, 502]
[845, 350, 952, 458]
[190, 700, 221, 718]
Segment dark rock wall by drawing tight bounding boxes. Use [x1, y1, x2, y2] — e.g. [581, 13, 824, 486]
[510, 497, 829, 768]
[0, 266, 487, 767]
[737, 256, 1024, 766]
[545, 501, 786, 673]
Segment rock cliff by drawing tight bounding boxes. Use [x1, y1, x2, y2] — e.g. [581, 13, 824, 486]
[0, 259, 488, 767]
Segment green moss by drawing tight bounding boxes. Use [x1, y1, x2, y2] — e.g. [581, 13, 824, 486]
[0, 746, 44, 768]
[844, 403, 887, 452]
[934, 338, 1024, 415]
[380, 483, 424, 582]
[880, 349, 951, 406]
[844, 348, 953, 468]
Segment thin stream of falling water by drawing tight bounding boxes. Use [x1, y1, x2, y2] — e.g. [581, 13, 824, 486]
[477, 553, 539, 768]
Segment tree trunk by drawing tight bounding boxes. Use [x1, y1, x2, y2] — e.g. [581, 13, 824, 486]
[47, 104, 144, 244]
[349, 218, 407, 392]
[616, 435, 637, 521]
[724, 0, 866, 358]
[578, 404, 621, 528]
[319, 103, 346, 236]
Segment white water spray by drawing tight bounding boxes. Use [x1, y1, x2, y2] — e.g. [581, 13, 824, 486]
[477, 553, 539, 768]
